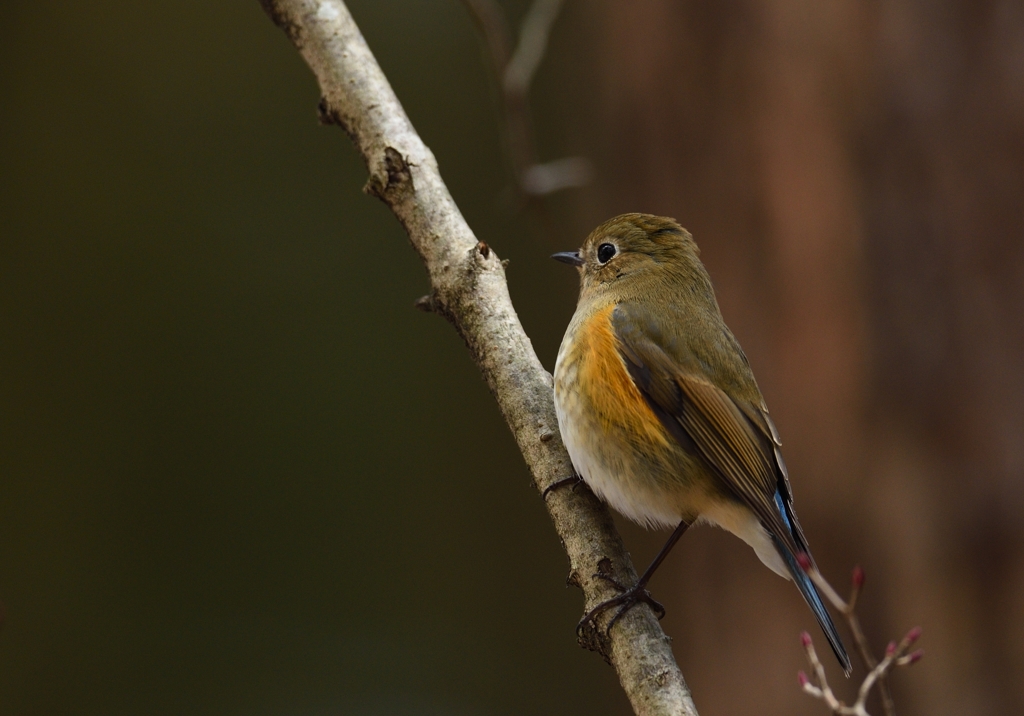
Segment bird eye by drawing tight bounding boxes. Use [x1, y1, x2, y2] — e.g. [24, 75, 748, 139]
[597, 243, 617, 264]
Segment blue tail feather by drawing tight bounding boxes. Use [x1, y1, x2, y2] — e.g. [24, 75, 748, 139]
[773, 492, 852, 674]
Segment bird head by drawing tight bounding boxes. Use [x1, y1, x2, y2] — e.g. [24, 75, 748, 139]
[552, 213, 709, 303]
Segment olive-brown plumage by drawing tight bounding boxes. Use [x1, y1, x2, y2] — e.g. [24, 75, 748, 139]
[553, 213, 850, 672]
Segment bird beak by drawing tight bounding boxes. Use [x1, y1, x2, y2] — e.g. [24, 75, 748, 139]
[551, 251, 584, 267]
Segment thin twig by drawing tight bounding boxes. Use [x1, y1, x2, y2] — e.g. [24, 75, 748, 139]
[460, 0, 590, 199]
[460, 0, 511, 76]
[799, 564, 923, 716]
[805, 565, 893, 713]
[258, 2, 696, 714]
[503, 0, 565, 97]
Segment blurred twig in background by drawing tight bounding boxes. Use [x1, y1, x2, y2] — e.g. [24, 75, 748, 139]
[800, 564, 924, 716]
[259, 1, 696, 714]
[460, 0, 591, 203]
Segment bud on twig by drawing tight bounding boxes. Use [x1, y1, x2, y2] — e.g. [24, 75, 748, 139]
[795, 560, 921, 716]
[903, 649, 924, 665]
[852, 565, 865, 588]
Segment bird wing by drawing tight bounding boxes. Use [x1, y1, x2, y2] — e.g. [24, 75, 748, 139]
[610, 304, 802, 557]
[610, 302, 851, 672]
[736, 400, 811, 551]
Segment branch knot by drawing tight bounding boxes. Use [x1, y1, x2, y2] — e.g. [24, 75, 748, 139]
[317, 96, 339, 125]
[365, 147, 414, 200]
[414, 293, 438, 313]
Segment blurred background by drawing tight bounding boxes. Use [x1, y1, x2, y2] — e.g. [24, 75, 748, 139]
[1, 0, 1022, 714]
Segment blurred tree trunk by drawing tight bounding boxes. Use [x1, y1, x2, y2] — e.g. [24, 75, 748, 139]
[577, 1, 1024, 713]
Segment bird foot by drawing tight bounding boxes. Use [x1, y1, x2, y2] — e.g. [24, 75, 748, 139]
[542, 473, 583, 500]
[576, 568, 665, 637]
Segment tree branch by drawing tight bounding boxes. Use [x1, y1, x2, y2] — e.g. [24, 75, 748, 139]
[257, 2, 697, 714]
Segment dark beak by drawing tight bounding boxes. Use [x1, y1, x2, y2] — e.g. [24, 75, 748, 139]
[551, 251, 584, 267]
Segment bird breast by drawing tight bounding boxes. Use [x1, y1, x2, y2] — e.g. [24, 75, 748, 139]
[553, 303, 688, 529]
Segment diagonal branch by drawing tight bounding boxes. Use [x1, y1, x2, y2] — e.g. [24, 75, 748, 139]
[257, 1, 697, 714]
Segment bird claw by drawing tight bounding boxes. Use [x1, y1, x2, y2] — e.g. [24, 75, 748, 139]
[541, 473, 583, 500]
[576, 571, 666, 637]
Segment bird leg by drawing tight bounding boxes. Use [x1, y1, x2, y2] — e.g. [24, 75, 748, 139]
[577, 519, 691, 635]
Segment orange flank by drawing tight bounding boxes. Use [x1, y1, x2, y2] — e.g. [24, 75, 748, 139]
[575, 304, 670, 449]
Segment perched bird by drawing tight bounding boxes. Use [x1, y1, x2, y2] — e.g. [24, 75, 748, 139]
[552, 213, 851, 672]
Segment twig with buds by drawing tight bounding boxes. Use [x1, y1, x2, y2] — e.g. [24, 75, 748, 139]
[795, 558, 923, 716]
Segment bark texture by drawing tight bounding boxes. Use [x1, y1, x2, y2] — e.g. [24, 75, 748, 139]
[258, 1, 699, 714]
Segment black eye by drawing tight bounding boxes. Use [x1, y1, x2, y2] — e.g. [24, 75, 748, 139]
[597, 243, 617, 264]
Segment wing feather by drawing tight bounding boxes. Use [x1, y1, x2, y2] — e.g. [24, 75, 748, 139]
[611, 305, 801, 556]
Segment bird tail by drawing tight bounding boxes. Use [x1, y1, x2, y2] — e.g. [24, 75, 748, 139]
[772, 494, 852, 675]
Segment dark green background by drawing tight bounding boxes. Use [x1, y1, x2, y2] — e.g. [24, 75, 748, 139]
[0, 1, 619, 713]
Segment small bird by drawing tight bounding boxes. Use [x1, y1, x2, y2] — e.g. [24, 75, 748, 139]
[552, 213, 850, 672]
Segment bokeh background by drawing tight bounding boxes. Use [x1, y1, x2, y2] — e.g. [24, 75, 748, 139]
[2, 1, 1022, 714]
